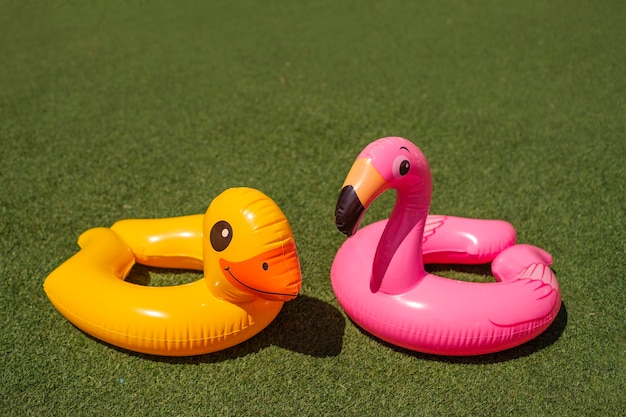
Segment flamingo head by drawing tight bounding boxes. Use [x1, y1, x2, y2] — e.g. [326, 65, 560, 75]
[335, 137, 432, 237]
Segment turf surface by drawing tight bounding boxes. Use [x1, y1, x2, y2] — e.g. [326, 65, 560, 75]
[1, 1, 624, 416]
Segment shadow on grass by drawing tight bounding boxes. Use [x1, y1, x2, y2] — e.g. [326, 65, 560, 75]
[90, 264, 346, 362]
[425, 263, 494, 281]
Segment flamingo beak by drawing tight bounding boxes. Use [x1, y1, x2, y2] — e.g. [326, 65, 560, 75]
[335, 158, 388, 237]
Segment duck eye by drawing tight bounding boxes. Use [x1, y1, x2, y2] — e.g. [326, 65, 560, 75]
[210, 220, 232, 252]
[399, 160, 410, 176]
[262, 262, 269, 271]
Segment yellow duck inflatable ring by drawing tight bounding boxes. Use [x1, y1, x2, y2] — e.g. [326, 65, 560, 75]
[44, 188, 302, 356]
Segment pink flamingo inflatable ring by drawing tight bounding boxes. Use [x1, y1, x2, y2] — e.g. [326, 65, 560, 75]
[331, 137, 561, 356]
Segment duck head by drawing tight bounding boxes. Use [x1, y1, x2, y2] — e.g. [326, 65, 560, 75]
[335, 137, 432, 237]
[203, 187, 302, 303]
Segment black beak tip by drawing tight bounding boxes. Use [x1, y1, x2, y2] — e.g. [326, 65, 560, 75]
[335, 185, 364, 237]
[335, 219, 353, 237]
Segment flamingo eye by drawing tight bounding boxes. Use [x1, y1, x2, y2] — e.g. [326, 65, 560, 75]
[210, 220, 232, 252]
[393, 155, 411, 177]
[399, 160, 410, 176]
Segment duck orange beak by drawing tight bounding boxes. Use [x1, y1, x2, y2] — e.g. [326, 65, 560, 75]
[219, 241, 302, 302]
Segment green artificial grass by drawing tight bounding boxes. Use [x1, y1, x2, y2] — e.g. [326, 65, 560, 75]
[1, 1, 624, 415]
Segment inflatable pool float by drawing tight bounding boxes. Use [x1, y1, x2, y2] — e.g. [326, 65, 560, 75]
[44, 187, 302, 356]
[332, 137, 561, 355]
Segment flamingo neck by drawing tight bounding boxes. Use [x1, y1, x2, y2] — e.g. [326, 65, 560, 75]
[371, 185, 429, 295]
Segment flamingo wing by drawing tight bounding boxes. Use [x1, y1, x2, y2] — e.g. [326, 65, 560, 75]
[422, 215, 516, 264]
[489, 262, 561, 327]
[423, 215, 447, 244]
